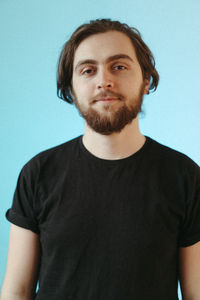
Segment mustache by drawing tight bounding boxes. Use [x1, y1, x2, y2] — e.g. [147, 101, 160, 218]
[91, 91, 124, 103]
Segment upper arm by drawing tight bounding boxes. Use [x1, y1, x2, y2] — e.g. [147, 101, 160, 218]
[179, 241, 200, 300]
[1, 224, 40, 298]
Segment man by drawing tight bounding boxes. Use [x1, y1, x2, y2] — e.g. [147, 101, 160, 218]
[1, 19, 200, 300]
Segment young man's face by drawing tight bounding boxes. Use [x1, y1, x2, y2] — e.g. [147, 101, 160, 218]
[72, 30, 149, 135]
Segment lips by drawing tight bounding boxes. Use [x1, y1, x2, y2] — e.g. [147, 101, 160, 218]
[92, 92, 122, 103]
[97, 97, 119, 101]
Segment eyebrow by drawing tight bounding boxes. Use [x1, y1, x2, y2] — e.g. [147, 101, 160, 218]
[74, 54, 134, 71]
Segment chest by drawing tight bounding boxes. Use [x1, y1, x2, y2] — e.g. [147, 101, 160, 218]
[36, 162, 185, 261]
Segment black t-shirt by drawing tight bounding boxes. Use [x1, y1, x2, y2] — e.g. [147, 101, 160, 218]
[6, 136, 200, 300]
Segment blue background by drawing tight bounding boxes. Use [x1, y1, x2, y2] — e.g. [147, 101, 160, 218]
[1, 0, 200, 297]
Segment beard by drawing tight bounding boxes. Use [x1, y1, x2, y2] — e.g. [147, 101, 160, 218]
[73, 82, 146, 135]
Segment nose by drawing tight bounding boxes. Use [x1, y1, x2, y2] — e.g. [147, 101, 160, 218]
[96, 68, 114, 89]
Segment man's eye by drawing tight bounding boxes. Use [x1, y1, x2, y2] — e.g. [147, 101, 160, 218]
[82, 68, 94, 75]
[113, 65, 127, 70]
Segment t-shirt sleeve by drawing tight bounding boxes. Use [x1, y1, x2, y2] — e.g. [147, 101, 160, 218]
[6, 161, 40, 234]
[178, 160, 200, 247]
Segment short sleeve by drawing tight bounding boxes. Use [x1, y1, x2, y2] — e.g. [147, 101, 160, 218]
[6, 161, 40, 234]
[178, 161, 200, 247]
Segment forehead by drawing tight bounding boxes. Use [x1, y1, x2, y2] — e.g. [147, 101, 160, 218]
[73, 30, 137, 65]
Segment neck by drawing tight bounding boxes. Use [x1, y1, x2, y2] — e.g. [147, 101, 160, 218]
[82, 116, 146, 160]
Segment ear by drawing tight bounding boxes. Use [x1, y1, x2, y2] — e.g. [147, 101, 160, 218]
[143, 79, 150, 95]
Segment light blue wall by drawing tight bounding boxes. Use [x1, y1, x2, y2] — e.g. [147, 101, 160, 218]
[1, 0, 200, 297]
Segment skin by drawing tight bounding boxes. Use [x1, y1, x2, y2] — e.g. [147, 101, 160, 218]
[0, 224, 40, 300]
[72, 30, 149, 159]
[179, 243, 200, 299]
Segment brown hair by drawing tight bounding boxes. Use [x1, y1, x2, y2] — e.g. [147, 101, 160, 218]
[57, 18, 159, 104]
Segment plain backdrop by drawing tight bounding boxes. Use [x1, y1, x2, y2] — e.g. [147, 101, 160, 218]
[0, 0, 200, 297]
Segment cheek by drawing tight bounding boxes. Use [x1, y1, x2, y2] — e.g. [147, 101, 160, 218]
[79, 82, 94, 97]
[125, 77, 143, 92]
[71, 80, 82, 99]
[120, 80, 136, 95]
[72, 81, 92, 102]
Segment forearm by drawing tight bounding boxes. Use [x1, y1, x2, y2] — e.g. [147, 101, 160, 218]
[0, 294, 29, 300]
[0, 277, 37, 300]
[0, 287, 36, 300]
[182, 294, 200, 300]
[0, 291, 35, 300]
[1, 225, 40, 300]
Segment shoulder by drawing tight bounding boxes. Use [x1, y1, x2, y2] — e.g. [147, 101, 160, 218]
[147, 136, 199, 166]
[20, 136, 82, 178]
[146, 136, 200, 180]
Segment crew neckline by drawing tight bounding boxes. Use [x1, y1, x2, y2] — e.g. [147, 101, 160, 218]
[78, 135, 152, 166]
